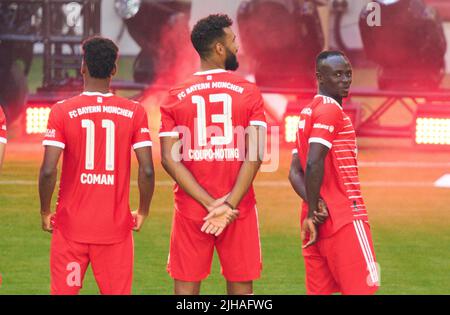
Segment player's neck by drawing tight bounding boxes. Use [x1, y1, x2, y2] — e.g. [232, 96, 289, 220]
[318, 89, 342, 105]
[199, 58, 225, 72]
[84, 77, 112, 94]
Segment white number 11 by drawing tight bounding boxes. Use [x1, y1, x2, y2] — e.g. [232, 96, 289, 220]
[81, 119, 115, 171]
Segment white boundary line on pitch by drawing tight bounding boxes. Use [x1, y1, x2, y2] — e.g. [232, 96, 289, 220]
[358, 161, 450, 168]
[0, 180, 438, 188]
[4, 161, 450, 168]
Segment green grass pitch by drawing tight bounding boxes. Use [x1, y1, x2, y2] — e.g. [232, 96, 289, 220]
[1, 146, 450, 294]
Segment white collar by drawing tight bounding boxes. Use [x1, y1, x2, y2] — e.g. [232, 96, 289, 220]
[81, 91, 114, 97]
[314, 94, 343, 109]
[193, 69, 227, 76]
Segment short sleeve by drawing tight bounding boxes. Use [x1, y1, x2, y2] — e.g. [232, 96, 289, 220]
[309, 104, 343, 149]
[0, 107, 6, 144]
[159, 94, 179, 137]
[43, 104, 66, 149]
[248, 85, 267, 128]
[131, 104, 152, 149]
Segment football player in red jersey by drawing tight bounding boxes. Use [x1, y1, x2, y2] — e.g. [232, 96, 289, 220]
[289, 51, 379, 294]
[0, 106, 7, 172]
[160, 14, 266, 295]
[38, 37, 155, 295]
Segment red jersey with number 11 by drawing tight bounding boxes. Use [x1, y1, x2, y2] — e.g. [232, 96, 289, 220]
[43, 92, 152, 244]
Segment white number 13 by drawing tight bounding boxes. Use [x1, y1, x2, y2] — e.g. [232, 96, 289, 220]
[192, 93, 233, 146]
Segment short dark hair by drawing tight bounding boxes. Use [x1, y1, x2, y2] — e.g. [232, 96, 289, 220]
[316, 50, 347, 71]
[191, 14, 233, 59]
[82, 36, 118, 78]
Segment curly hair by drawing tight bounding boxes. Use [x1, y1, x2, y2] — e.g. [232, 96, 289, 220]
[82, 36, 118, 78]
[191, 14, 233, 59]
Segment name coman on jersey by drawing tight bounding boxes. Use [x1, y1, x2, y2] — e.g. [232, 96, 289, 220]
[43, 92, 152, 244]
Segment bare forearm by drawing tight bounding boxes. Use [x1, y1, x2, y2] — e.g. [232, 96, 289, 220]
[225, 125, 265, 208]
[162, 159, 214, 208]
[226, 160, 262, 208]
[289, 170, 307, 202]
[305, 160, 324, 217]
[137, 165, 155, 216]
[0, 143, 5, 173]
[38, 168, 57, 214]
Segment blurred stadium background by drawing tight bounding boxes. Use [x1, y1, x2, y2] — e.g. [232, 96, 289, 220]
[0, 0, 450, 294]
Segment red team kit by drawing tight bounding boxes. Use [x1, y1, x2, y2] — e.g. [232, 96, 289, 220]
[160, 69, 266, 282]
[0, 69, 378, 294]
[294, 95, 379, 294]
[43, 92, 152, 294]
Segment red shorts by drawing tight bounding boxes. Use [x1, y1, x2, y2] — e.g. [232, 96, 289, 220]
[167, 208, 262, 282]
[50, 229, 134, 295]
[302, 220, 380, 295]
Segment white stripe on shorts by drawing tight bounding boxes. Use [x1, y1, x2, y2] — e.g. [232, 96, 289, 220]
[353, 220, 378, 285]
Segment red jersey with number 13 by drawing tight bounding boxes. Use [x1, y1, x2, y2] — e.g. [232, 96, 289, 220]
[43, 92, 152, 244]
[160, 69, 266, 221]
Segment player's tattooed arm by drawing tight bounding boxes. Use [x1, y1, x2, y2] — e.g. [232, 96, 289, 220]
[39, 146, 62, 233]
[132, 146, 155, 231]
[160, 136, 217, 209]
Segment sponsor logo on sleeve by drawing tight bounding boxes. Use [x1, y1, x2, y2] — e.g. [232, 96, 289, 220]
[301, 108, 312, 116]
[298, 120, 306, 130]
[313, 123, 334, 133]
[45, 129, 56, 138]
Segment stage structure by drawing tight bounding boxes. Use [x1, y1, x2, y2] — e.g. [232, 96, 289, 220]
[1, 0, 450, 148]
